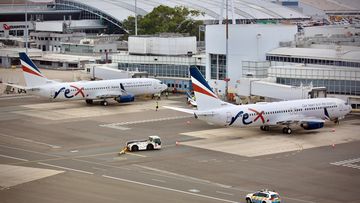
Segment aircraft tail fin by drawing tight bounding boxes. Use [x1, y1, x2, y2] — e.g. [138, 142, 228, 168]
[19, 52, 47, 87]
[189, 66, 225, 111]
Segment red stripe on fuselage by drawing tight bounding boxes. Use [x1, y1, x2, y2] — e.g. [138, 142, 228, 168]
[193, 83, 217, 99]
[22, 65, 43, 77]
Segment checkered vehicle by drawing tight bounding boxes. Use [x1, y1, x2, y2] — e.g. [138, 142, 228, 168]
[245, 189, 281, 203]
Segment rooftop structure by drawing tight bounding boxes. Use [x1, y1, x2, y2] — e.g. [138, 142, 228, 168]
[63, 0, 308, 22]
[267, 47, 360, 67]
[1, 0, 309, 35]
[300, 0, 360, 13]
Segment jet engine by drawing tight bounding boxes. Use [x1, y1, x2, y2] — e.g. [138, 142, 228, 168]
[301, 122, 324, 130]
[116, 94, 135, 103]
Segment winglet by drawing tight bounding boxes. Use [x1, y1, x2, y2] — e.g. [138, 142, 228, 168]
[120, 83, 127, 94]
[324, 107, 330, 120]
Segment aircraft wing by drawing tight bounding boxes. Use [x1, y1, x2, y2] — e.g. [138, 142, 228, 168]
[94, 93, 122, 99]
[163, 106, 217, 117]
[163, 106, 195, 114]
[276, 115, 325, 126]
[93, 83, 128, 99]
[95, 95, 118, 99]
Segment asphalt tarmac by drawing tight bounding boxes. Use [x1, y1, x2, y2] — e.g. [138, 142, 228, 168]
[0, 94, 359, 203]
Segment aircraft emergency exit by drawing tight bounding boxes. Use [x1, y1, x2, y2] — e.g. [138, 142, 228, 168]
[5, 52, 167, 106]
[165, 67, 352, 134]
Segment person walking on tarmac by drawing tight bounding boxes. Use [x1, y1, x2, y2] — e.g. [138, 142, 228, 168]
[156, 101, 159, 111]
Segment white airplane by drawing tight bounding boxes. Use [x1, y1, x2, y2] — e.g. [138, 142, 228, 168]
[5, 52, 167, 106]
[165, 67, 352, 134]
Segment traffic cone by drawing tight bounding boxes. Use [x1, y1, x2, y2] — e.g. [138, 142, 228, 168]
[332, 128, 336, 132]
[186, 121, 191, 124]
[332, 143, 335, 148]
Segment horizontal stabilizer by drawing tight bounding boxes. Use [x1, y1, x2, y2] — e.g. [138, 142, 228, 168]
[3, 83, 28, 90]
[163, 106, 217, 117]
[163, 106, 195, 114]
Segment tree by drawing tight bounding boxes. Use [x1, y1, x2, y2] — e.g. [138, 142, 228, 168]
[122, 5, 204, 39]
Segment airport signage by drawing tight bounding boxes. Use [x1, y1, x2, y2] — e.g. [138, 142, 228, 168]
[1, 23, 30, 31]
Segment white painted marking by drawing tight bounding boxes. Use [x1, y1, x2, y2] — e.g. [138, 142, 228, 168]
[100, 115, 193, 129]
[188, 189, 200, 193]
[0, 95, 35, 100]
[215, 183, 232, 189]
[0, 144, 61, 158]
[38, 162, 94, 175]
[0, 132, 61, 149]
[151, 179, 166, 183]
[113, 157, 127, 161]
[99, 124, 130, 130]
[216, 191, 234, 196]
[70, 150, 79, 153]
[330, 158, 360, 170]
[283, 196, 317, 203]
[126, 152, 147, 158]
[102, 175, 237, 203]
[0, 154, 28, 162]
[343, 163, 360, 169]
[331, 158, 360, 165]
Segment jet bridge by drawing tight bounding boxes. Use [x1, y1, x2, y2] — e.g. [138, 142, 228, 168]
[236, 78, 326, 102]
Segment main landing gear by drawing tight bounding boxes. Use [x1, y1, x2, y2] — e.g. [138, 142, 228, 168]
[282, 127, 292, 135]
[260, 125, 270, 131]
[85, 99, 93, 104]
[100, 100, 109, 106]
[260, 125, 293, 134]
[85, 99, 108, 106]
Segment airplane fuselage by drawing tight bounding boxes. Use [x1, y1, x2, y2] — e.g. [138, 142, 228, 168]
[26, 78, 166, 101]
[197, 98, 352, 128]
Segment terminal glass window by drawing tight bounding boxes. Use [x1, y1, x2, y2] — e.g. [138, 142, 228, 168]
[267, 54, 360, 68]
[210, 54, 226, 80]
[118, 63, 190, 78]
[276, 78, 360, 96]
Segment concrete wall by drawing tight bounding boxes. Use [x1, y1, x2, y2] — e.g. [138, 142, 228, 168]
[94, 43, 117, 53]
[304, 25, 358, 37]
[205, 24, 297, 86]
[128, 36, 196, 55]
[35, 21, 63, 32]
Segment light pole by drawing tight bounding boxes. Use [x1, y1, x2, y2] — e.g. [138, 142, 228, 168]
[135, 0, 137, 35]
[25, 0, 28, 53]
[256, 33, 261, 61]
[225, 0, 229, 101]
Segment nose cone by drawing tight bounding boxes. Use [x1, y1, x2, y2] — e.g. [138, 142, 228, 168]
[161, 84, 167, 91]
[347, 105, 352, 113]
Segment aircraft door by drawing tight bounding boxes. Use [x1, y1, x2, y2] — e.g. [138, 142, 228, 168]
[50, 88, 55, 99]
[290, 107, 295, 115]
[226, 112, 232, 124]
